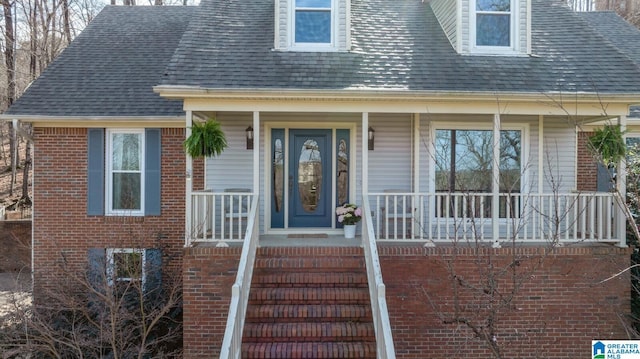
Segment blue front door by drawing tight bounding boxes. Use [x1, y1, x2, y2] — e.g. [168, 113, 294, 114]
[289, 129, 332, 227]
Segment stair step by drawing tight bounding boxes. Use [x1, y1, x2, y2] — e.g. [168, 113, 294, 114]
[245, 304, 372, 321]
[242, 341, 377, 359]
[249, 287, 370, 305]
[243, 322, 375, 342]
[254, 257, 365, 270]
[253, 272, 368, 287]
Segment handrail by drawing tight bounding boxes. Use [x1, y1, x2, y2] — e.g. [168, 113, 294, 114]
[219, 194, 259, 359]
[361, 195, 396, 359]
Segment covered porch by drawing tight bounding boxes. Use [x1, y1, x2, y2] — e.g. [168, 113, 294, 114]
[183, 96, 629, 248]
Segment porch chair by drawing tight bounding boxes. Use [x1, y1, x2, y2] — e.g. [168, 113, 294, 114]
[381, 189, 414, 240]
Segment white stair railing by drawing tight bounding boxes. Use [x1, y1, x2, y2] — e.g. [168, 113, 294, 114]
[361, 195, 396, 359]
[219, 195, 259, 359]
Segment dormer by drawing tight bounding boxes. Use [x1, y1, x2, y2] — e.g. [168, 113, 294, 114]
[430, 0, 531, 56]
[274, 0, 350, 51]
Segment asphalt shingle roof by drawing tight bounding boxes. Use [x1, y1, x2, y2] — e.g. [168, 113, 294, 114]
[5, 6, 196, 117]
[6, 0, 640, 118]
[161, 0, 640, 94]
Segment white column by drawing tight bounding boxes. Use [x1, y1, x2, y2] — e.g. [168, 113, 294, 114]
[538, 115, 544, 194]
[617, 115, 627, 247]
[185, 110, 193, 246]
[362, 112, 369, 197]
[253, 111, 260, 195]
[413, 113, 420, 192]
[492, 113, 501, 245]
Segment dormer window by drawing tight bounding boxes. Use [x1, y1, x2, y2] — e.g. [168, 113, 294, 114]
[295, 0, 332, 44]
[471, 0, 517, 53]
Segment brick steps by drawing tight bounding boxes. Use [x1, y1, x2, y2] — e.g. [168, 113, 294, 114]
[242, 247, 376, 359]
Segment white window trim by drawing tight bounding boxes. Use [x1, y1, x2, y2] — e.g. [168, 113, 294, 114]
[106, 248, 146, 287]
[469, 0, 519, 55]
[105, 129, 145, 216]
[288, 0, 338, 51]
[428, 121, 529, 194]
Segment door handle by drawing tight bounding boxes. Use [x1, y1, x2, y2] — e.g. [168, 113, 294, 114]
[289, 176, 293, 195]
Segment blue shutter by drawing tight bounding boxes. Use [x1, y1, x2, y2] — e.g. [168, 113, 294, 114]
[87, 248, 106, 290]
[144, 248, 162, 296]
[145, 129, 161, 216]
[87, 129, 105, 215]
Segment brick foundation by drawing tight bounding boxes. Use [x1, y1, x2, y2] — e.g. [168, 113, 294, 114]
[183, 246, 242, 358]
[379, 245, 631, 358]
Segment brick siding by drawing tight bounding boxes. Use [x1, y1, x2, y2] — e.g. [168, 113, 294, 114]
[32, 127, 188, 295]
[577, 131, 598, 191]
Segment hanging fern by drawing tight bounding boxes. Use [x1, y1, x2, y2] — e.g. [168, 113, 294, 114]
[184, 118, 228, 158]
[588, 124, 627, 166]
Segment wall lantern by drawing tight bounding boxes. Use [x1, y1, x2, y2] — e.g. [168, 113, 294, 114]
[246, 126, 254, 150]
[368, 126, 375, 150]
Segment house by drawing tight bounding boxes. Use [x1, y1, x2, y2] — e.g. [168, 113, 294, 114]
[2, 0, 639, 357]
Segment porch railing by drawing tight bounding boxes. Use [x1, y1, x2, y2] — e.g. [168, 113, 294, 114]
[188, 190, 254, 245]
[361, 196, 396, 359]
[219, 195, 260, 359]
[369, 192, 621, 244]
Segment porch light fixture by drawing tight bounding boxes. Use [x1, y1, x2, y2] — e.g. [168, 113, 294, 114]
[246, 126, 254, 150]
[368, 126, 375, 150]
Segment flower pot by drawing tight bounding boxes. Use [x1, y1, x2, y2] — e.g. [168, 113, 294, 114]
[343, 224, 356, 239]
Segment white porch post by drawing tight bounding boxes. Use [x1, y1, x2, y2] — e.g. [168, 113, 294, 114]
[253, 111, 260, 195]
[185, 110, 193, 246]
[362, 112, 369, 196]
[492, 113, 500, 246]
[538, 115, 544, 194]
[413, 113, 420, 191]
[617, 114, 627, 247]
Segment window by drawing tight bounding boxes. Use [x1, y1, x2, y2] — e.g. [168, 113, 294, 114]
[435, 129, 521, 193]
[107, 130, 144, 215]
[434, 127, 522, 218]
[473, 0, 513, 49]
[294, 0, 332, 45]
[107, 248, 145, 286]
[87, 128, 161, 216]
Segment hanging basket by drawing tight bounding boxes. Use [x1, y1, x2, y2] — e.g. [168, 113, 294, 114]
[184, 117, 228, 158]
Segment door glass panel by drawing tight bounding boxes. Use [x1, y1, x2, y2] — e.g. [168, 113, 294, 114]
[337, 139, 348, 205]
[298, 139, 322, 212]
[273, 139, 283, 212]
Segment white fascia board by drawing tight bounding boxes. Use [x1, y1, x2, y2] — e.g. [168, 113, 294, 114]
[0, 115, 186, 127]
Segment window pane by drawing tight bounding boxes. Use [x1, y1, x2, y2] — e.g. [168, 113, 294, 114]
[476, 0, 510, 11]
[476, 14, 510, 46]
[112, 133, 141, 171]
[113, 172, 141, 210]
[337, 139, 348, 206]
[296, 0, 330, 8]
[273, 139, 283, 212]
[435, 130, 493, 192]
[499, 130, 521, 192]
[296, 11, 331, 43]
[298, 139, 322, 212]
[114, 252, 142, 280]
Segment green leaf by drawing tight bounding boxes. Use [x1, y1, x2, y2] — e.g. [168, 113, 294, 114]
[184, 118, 228, 158]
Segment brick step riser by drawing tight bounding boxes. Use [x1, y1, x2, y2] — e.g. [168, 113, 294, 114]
[245, 305, 373, 321]
[252, 273, 368, 285]
[254, 258, 366, 270]
[243, 324, 375, 342]
[241, 342, 377, 359]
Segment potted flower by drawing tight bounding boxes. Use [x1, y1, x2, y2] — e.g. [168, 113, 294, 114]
[183, 117, 227, 158]
[336, 203, 362, 238]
